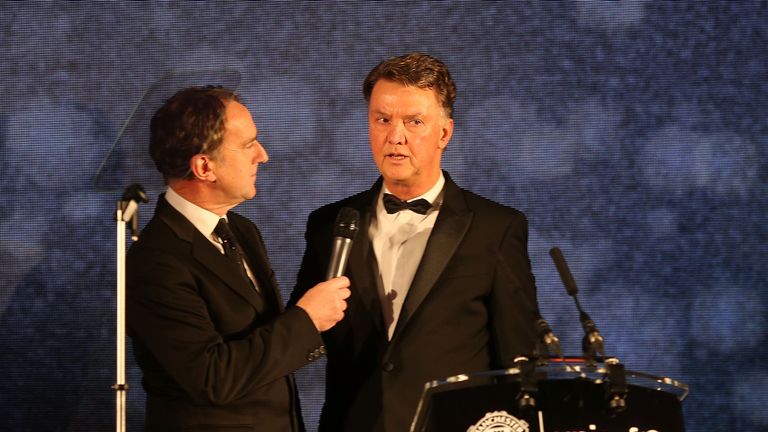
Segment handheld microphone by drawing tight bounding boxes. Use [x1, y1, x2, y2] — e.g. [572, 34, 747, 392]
[549, 247, 605, 363]
[325, 207, 360, 280]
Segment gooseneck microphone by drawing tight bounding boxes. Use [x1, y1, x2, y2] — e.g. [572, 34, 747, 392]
[550, 246, 627, 412]
[535, 314, 563, 361]
[325, 207, 360, 280]
[549, 247, 605, 364]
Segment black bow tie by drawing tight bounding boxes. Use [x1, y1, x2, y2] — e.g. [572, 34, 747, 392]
[383, 193, 432, 215]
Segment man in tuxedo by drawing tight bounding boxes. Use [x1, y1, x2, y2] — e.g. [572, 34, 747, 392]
[291, 53, 538, 432]
[127, 86, 351, 431]
[290, 53, 541, 431]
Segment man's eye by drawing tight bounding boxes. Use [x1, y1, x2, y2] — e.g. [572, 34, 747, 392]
[410, 119, 423, 125]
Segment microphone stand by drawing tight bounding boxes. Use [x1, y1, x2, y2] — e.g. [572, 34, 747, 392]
[549, 246, 627, 413]
[113, 184, 147, 432]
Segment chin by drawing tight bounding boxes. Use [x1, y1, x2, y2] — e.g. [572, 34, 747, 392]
[244, 188, 257, 200]
[383, 167, 414, 180]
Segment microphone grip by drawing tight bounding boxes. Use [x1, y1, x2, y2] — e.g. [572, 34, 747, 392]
[579, 311, 597, 333]
[536, 317, 562, 358]
[326, 237, 353, 280]
[130, 212, 140, 241]
[122, 200, 138, 222]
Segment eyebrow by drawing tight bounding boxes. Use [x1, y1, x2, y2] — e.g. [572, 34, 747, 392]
[237, 135, 258, 148]
[370, 109, 425, 118]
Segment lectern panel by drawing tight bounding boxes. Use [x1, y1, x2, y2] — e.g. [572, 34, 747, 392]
[412, 362, 687, 432]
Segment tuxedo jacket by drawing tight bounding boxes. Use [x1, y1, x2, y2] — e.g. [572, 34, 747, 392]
[127, 195, 324, 432]
[290, 172, 540, 432]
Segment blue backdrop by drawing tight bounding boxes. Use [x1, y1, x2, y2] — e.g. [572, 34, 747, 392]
[0, 2, 766, 431]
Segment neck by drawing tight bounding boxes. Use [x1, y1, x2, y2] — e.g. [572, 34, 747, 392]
[383, 171, 441, 201]
[168, 179, 237, 217]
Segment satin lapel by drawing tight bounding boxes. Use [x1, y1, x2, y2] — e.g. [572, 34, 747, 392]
[156, 197, 265, 313]
[347, 206, 386, 334]
[390, 178, 472, 341]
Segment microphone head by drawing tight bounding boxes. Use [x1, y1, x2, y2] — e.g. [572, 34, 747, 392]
[549, 246, 579, 296]
[122, 183, 148, 203]
[333, 207, 360, 240]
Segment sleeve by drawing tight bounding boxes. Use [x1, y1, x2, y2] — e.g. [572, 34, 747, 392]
[489, 211, 540, 367]
[288, 209, 330, 308]
[127, 246, 323, 406]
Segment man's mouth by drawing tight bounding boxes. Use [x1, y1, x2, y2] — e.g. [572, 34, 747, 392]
[387, 153, 408, 161]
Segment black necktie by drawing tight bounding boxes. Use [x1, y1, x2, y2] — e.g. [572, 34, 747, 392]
[382, 193, 432, 215]
[214, 218, 253, 287]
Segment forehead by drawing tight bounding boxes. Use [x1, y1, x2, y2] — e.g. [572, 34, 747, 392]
[368, 80, 441, 112]
[224, 100, 257, 134]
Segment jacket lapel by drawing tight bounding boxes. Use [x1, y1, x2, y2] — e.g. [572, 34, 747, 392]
[230, 219, 283, 314]
[157, 196, 266, 313]
[346, 184, 387, 335]
[390, 176, 472, 341]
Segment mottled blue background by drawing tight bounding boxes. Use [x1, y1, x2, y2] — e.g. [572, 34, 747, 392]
[0, 2, 766, 431]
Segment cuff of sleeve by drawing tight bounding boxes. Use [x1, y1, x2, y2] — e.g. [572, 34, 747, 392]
[285, 305, 326, 362]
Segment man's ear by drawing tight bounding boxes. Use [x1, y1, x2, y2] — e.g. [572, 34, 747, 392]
[438, 117, 454, 150]
[190, 154, 216, 182]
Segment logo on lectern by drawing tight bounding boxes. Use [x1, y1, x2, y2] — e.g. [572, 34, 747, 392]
[466, 410, 529, 432]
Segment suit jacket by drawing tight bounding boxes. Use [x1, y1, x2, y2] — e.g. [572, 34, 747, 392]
[127, 195, 324, 432]
[290, 172, 540, 432]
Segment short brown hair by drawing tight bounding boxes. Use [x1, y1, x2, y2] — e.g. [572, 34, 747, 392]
[363, 52, 457, 118]
[149, 86, 240, 180]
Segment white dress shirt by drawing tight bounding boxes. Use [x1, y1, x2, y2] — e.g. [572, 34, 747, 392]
[369, 173, 445, 339]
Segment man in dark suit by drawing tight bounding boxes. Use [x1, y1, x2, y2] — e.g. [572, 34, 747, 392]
[290, 53, 541, 431]
[127, 86, 351, 431]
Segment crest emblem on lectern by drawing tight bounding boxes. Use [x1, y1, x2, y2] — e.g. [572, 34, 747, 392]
[466, 410, 529, 432]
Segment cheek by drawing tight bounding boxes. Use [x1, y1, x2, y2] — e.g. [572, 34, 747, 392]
[370, 140, 384, 158]
[369, 128, 385, 145]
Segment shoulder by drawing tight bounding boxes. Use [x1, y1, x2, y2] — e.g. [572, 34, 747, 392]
[466, 190, 524, 219]
[130, 214, 181, 252]
[446, 177, 526, 222]
[127, 216, 191, 276]
[308, 188, 375, 224]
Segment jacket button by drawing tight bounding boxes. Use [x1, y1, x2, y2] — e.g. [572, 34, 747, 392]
[382, 362, 394, 372]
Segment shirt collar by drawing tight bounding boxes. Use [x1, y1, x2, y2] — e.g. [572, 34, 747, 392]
[165, 187, 223, 239]
[381, 171, 445, 206]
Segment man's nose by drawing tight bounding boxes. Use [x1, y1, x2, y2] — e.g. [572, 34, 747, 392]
[254, 141, 268, 163]
[386, 122, 405, 145]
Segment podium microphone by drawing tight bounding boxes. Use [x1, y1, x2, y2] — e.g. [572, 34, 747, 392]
[548, 247, 605, 364]
[550, 247, 627, 412]
[535, 315, 563, 362]
[325, 207, 360, 280]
